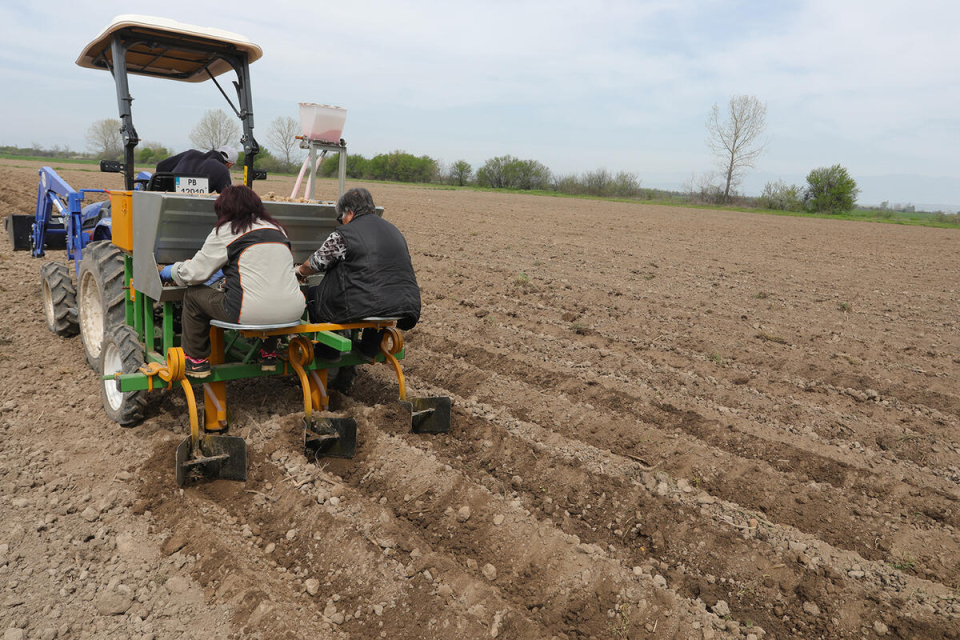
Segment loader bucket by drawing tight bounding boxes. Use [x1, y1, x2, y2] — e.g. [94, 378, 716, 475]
[304, 416, 357, 459]
[175, 435, 247, 486]
[403, 397, 452, 434]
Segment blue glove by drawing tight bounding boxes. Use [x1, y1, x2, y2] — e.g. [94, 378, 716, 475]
[159, 264, 174, 283]
[204, 269, 224, 286]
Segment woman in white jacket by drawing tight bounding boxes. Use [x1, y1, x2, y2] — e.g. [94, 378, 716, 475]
[160, 185, 305, 377]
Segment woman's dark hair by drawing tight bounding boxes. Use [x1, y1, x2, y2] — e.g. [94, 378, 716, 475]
[214, 185, 286, 235]
[335, 187, 377, 218]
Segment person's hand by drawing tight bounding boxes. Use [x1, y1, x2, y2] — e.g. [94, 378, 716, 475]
[159, 264, 174, 284]
[295, 264, 309, 283]
[204, 269, 224, 287]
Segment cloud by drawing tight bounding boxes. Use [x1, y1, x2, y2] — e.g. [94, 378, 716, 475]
[0, 0, 956, 203]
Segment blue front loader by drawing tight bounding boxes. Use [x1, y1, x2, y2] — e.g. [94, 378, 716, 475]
[24, 167, 151, 273]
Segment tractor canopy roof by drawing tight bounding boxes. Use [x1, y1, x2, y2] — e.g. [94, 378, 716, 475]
[76, 14, 262, 83]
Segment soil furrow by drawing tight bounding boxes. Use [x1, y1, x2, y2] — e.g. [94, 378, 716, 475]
[348, 368, 960, 639]
[402, 336, 960, 587]
[408, 328, 959, 500]
[136, 425, 550, 639]
[4, 161, 960, 639]
[420, 287, 960, 481]
[326, 402, 738, 639]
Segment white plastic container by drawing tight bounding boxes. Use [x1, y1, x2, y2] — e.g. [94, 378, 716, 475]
[299, 103, 347, 142]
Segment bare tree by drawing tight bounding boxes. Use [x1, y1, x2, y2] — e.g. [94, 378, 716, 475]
[706, 95, 767, 202]
[266, 116, 301, 170]
[85, 118, 122, 160]
[189, 109, 240, 150]
[611, 171, 642, 197]
[583, 167, 611, 197]
[681, 171, 724, 204]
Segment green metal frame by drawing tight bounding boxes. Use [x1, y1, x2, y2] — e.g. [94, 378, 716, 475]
[112, 349, 403, 392]
[112, 254, 404, 392]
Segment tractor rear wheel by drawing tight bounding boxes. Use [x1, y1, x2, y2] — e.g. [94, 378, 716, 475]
[100, 324, 146, 426]
[78, 241, 126, 370]
[40, 261, 79, 337]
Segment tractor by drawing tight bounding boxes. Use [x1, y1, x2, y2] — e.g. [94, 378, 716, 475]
[14, 15, 450, 484]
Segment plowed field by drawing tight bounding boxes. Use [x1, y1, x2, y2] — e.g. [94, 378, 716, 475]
[1, 158, 958, 639]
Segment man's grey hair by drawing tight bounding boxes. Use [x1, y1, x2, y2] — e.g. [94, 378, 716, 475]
[335, 187, 376, 217]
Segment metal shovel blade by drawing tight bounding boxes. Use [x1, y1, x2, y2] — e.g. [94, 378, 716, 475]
[304, 416, 357, 459]
[403, 397, 452, 434]
[175, 435, 247, 486]
[175, 439, 191, 487]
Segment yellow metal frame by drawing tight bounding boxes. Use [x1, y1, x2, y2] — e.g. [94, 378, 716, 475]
[137, 346, 184, 391]
[205, 328, 228, 432]
[135, 346, 202, 448]
[379, 327, 408, 401]
[131, 321, 411, 452]
[285, 336, 330, 421]
[228, 319, 400, 339]
[220, 319, 410, 405]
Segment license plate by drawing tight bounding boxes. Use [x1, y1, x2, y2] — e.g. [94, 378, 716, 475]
[175, 176, 209, 194]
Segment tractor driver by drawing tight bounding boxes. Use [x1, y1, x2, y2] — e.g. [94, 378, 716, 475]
[156, 145, 238, 194]
[295, 187, 421, 363]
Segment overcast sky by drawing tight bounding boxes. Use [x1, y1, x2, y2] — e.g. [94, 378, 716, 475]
[1, 1, 957, 209]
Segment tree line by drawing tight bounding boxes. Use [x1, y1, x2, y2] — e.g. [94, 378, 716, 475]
[756, 166, 859, 214]
[314, 151, 645, 198]
[83, 110, 303, 174]
[62, 103, 925, 216]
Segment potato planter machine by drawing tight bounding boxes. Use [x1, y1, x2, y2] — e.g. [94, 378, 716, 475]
[18, 15, 450, 485]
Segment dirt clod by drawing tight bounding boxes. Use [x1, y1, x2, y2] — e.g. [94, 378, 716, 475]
[95, 591, 133, 616]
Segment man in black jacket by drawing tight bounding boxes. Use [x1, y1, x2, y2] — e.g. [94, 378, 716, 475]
[155, 146, 237, 193]
[296, 187, 421, 362]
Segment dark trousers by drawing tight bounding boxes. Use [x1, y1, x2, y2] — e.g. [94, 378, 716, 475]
[182, 287, 277, 359]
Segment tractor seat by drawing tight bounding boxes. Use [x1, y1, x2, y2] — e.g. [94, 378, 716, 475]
[210, 318, 400, 332]
[145, 172, 178, 192]
[210, 319, 303, 331]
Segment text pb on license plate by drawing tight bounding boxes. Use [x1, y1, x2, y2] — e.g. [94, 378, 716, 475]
[175, 176, 209, 194]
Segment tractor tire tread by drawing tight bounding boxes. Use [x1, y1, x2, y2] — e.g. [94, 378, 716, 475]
[98, 244, 127, 319]
[40, 261, 79, 337]
[100, 324, 146, 426]
[79, 241, 127, 370]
